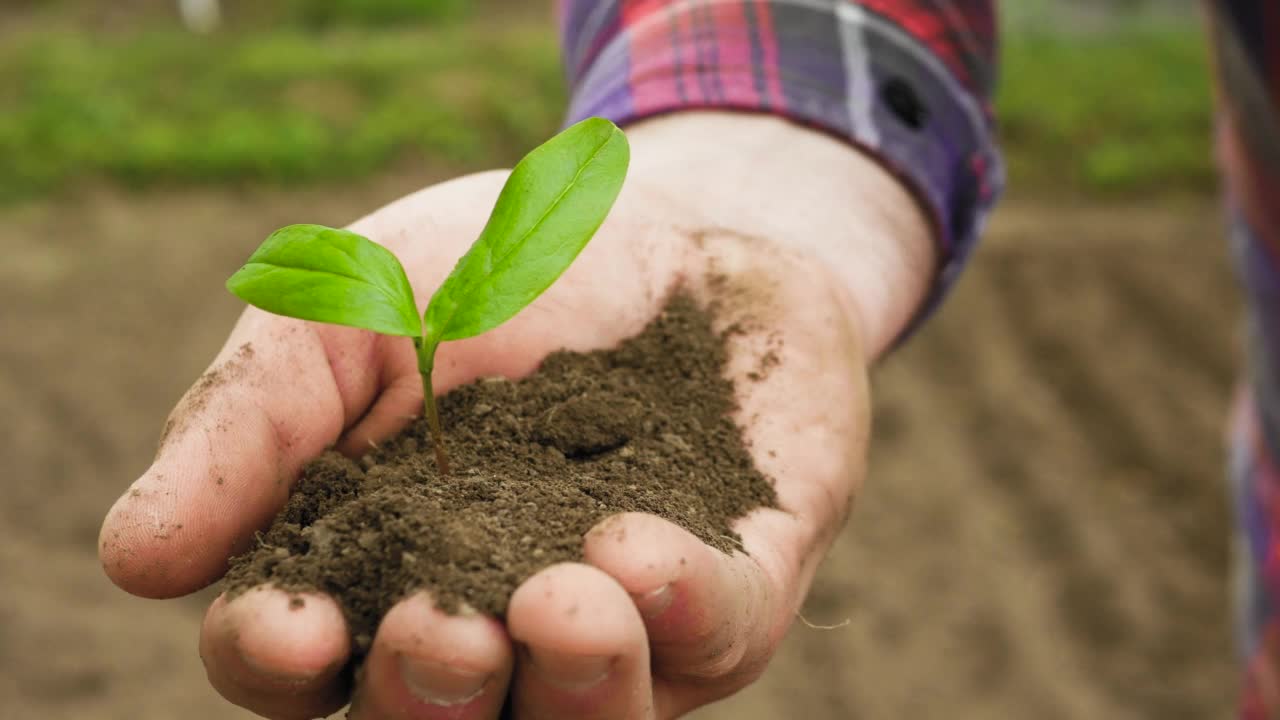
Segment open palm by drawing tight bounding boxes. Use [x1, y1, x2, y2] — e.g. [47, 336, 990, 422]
[100, 114, 930, 719]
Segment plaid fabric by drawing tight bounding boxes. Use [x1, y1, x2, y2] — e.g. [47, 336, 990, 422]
[853, 0, 997, 96]
[558, 0, 1004, 323]
[559, 2, 1280, 717]
[1210, 3, 1280, 718]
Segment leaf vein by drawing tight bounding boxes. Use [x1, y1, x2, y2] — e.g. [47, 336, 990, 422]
[246, 262, 408, 322]
[432, 133, 614, 338]
[486, 136, 611, 279]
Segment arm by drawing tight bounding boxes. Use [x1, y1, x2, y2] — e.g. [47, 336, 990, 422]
[100, 3, 999, 719]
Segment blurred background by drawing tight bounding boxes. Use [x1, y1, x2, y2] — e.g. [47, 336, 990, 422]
[0, 0, 1237, 718]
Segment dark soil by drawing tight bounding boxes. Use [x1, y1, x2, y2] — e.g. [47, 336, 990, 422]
[223, 294, 776, 654]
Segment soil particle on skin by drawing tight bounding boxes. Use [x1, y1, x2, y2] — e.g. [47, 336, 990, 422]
[223, 295, 776, 655]
[159, 342, 255, 448]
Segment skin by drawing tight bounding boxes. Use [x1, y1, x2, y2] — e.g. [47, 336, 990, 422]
[99, 112, 934, 719]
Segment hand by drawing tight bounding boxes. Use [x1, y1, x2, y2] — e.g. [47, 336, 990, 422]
[99, 112, 933, 719]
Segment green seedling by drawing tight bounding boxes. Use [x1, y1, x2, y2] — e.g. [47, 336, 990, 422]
[226, 117, 630, 474]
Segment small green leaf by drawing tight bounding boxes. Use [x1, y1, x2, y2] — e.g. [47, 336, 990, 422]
[227, 224, 421, 337]
[423, 117, 629, 343]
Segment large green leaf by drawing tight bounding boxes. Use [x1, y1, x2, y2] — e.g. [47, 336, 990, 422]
[422, 117, 629, 343]
[226, 224, 420, 336]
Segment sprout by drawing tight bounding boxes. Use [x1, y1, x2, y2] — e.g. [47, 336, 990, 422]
[227, 118, 629, 473]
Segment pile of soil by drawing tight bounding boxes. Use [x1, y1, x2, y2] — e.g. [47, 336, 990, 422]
[223, 294, 776, 654]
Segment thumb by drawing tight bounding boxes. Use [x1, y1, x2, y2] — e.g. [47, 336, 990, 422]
[98, 312, 370, 598]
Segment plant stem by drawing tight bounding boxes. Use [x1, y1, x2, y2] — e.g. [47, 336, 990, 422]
[413, 337, 450, 476]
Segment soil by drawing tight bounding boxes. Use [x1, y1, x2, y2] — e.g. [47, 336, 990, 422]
[222, 295, 775, 651]
[1, 181, 1240, 720]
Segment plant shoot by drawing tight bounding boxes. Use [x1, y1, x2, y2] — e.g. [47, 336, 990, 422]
[226, 117, 630, 473]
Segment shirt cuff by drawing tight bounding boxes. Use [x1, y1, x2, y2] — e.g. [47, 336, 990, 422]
[559, 0, 1004, 332]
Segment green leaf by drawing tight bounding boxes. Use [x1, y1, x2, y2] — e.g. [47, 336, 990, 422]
[422, 117, 629, 343]
[227, 224, 421, 337]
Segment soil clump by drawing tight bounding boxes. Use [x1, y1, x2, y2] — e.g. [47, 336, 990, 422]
[223, 294, 776, 654]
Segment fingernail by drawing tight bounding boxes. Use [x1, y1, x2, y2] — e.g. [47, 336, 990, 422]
[237, 657, 322, 688]
[525, 647, 614, 691]
[398, 654, 489, 706]
[236, 644, 325, 688]
[631, 583, 673, 619]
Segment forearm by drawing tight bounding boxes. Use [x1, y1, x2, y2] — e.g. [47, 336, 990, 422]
[624, 112, 935, 361]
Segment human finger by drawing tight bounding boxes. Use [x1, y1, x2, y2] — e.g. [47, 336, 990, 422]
[349, 593, 513, 720]
[199, 587, 351, 720]
[100, 316, 370, 598]
[506, 563, 654, 719]
[582, 513, 777, 713]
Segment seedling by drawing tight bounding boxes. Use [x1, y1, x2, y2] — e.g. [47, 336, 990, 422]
[226, 117, 629, 474]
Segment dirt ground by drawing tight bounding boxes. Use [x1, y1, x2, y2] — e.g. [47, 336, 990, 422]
[0, 176, 1240, 719]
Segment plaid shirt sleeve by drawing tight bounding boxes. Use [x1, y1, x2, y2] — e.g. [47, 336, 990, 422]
[558, 0, 1003, 322]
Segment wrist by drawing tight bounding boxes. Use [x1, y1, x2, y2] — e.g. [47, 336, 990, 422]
[621, 112, 936, 360]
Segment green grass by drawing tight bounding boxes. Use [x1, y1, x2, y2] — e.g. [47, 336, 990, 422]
[0, 10, 1212, 203]
[278, 0, 468, 27]
[998, 25, 1213, 196]
[0, 20, 565, 202]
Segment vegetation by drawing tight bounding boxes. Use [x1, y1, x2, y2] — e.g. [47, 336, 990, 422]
[0, 14, 564, 202]
[0, 3, 1211, 202]
[280, 0, 468, 27]
[999, 25, 1213, 196]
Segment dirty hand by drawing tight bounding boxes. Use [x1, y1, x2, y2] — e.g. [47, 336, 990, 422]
[99, 112, 933, 720]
